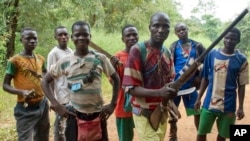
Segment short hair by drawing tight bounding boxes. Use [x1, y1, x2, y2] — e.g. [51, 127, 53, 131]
[174, 22, 187, 31]
[71, 21, 90, 33]
[121, 24, 136, 35]
[54, 26, 66, 34]
[229, 28, 241, 41]
[150, 12, 170, 25]
[20, 27, 36, 36]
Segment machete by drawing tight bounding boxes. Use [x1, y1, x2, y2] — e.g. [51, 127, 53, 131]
[89, 41, 122, 66]
[89, 41, 112, 58]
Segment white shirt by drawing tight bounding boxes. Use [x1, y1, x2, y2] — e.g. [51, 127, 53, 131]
[47, 46, 73, 104]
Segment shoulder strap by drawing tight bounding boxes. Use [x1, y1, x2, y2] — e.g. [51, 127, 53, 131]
[138, 42, 170, 76]
[87, 50, 101, 69]
[138, 42, 147, 63]
[170, 41, 178, 52]
[164, 47, 171, 59]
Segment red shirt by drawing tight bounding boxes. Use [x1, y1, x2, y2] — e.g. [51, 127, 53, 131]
[122, 43, 175, 110]
[114, 50, 132, 117]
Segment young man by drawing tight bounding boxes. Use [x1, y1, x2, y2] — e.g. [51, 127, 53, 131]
[122, 12, 176, 141]
[47, 26, 73, 141]
[41, 21, 120, 141]
[110, 24, 139, 141]
[194, 28, 249, 141]
[169, 22, 206, 141]
[2, 27, 50, 141]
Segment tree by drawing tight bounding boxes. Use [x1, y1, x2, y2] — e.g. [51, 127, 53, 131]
[236, 13, 250, 55]
[201, 15, 222, 41]
[190, 0, 223, 41]
[0, 0, 182, 64]
[1, 0, 19, 63]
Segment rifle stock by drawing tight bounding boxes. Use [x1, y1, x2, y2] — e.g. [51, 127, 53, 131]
[149, 8, 249, 131]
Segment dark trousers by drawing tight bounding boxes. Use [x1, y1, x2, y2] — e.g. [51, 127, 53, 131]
[65, 107, 108, 141]
[14, 98, 50, 141]
[54, 112, 67, 141]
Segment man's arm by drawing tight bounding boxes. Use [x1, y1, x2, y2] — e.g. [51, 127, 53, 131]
[3, 74, 35, 99]
[194, 77, 208, 110]
[237, 84, 245, 120]
[129, 84, 176, 99]
[109, 72, 120, 106]
[3, 74, 23, 95]
[237, 59, 248, 120]
[41, 73, 59, 106]
[46, 52, 56, 95]
[99, 72, 120, 120]
[41, 72, 74, 117]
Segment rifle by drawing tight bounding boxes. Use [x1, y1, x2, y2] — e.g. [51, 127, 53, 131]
[149, 8, 249, 131]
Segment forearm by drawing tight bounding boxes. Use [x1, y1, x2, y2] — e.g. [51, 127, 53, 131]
[197, 78, 208, 100]
[129, 86, 161, 98]
[49, 80, 55, 96]
[3, 74, 23, 96]
[41, 73, 60, 106]
[110, 73, 120, 106]
[3, 84, 23, 96]
[238, 85, 245, 110]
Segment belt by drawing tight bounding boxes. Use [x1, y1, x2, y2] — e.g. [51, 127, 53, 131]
[132, 107, 153, 118]
[18, 98, 44, 108]
[76, 111, 100, 121]
[68, 106, 100, 120]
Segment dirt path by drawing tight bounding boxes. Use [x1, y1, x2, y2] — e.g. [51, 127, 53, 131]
[2, 85, 249, 141]
[107, 84, 250, 141]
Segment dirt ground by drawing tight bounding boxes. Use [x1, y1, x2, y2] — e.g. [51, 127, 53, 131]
[3, 85, 249, 141]
[106, 84, 250, 141]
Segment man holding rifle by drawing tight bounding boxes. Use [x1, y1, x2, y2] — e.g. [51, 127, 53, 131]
[122, 12, 176, 141]
[194, 28, 249, 141]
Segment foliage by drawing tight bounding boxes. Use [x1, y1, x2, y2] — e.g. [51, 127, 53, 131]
[0, 33, 9, 65]
[0, 0, 183, 63]
[190, 0, 223, 42]
[201, 15, 222, 41]
[191, 0, 217, 17]
[236, 13, 250, 55]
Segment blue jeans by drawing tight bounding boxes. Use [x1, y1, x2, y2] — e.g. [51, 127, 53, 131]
[14, 98, 50, 141]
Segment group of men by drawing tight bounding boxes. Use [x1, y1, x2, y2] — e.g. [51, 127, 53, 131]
[2, 11, 248, 141]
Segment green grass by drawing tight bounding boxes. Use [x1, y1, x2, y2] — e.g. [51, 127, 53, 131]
[0, 88, 17, 141]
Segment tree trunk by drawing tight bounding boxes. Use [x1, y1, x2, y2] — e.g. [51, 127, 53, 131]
[4, 0, 19, 61]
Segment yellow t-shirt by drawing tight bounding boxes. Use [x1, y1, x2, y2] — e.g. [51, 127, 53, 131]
[6, 54, 46, 103]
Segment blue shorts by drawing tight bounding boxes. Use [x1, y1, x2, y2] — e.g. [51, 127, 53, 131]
[174, 90, 200, 116]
